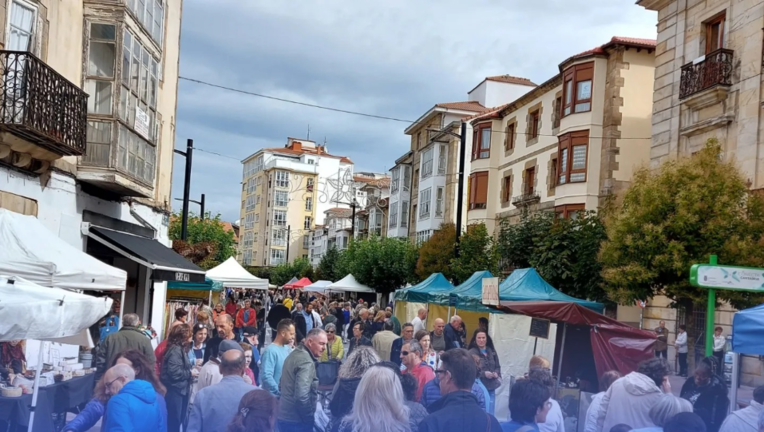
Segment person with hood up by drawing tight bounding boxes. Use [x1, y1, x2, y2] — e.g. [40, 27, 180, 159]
[102, 364, 167, 432]
[719, 385, 764, 432]
[327, 346, 381, 431]
[680, 356, 729, 432]
[596, 358, 671, 432]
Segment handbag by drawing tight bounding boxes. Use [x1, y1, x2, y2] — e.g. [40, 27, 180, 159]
[316, 360, 340, 386]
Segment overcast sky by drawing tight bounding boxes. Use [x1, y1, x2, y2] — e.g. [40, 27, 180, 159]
[171, 1, 657, 223]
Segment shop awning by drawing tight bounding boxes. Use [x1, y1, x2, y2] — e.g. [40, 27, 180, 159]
[732, 303, 764, 355]
[326, 274, 375, 293]
[284, 277, 312, 289]
[0, 209, 126, 291]
[85, 225, 206, 283]
[167, 277, 223, 292]
[304, 280, 332, 293]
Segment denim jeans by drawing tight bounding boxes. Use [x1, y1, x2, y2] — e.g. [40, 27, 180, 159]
[277, 420, 313, 432]
[487, 389, 496, 415]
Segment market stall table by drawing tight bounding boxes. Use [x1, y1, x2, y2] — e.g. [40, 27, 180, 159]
[0, 392, 55, 432]
[41, 373, 96, 426]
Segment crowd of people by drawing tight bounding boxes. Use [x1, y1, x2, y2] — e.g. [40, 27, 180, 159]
[56, 288, 764, 432]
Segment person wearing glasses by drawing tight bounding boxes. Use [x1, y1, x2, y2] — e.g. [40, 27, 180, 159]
[101, 364, 167, 432]
[320, 323, 344, 362]
[500, 378, 552, 432]
[399, 339, 434, 402]
[419, 348, 501, 432]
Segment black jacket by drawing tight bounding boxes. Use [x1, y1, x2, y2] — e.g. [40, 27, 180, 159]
[329, 377, 362, 421]
[267, 304, 291, 330]
[443, 323, 464, 351]
[680, 375, 729, 432]
[160, 344, 192, 396]
[419, 391, 500, 432]
[347, 336, 372, 356]
[391, 337, 408, 366]
[292, 311, 315, 343]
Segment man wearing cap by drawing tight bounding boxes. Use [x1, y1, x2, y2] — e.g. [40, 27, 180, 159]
[241, 326, 261, 386]
[187, 346, 255, 432]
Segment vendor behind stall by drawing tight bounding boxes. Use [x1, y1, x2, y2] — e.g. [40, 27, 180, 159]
[0, 340, 25, 374]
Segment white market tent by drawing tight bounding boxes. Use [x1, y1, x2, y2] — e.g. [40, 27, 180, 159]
[0, 276, 112, 432]
[326, 274, 374, 293]
[206, 257, 270, 290]
[304, 280, 332, 293]
[0, 209, 127, 292]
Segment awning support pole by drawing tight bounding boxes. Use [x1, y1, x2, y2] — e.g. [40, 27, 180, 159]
[118, 290, 126, 330]
[556, 323, 567, 397]
[27, 346, 44, 432]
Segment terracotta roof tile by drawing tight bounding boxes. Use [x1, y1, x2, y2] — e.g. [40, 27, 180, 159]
[353, 175, 376, 183]
[435, 101, 489, 112]
[485, 75, 537, 87]
[221, 222, 239, 242]
[561, 36, 657, 68]
[467, 104, 511, 123]
[325, 208, 353, 218]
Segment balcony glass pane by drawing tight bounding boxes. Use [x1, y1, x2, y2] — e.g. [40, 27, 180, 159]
[122, 31, 132, 86]
[570, 173, 585, 182]
[140, 47, 149, 101]
[86, 80, 113, 114]
[117, 124, 156, 185]
[83, 121, 112, 166]
[149, 58, 158, 108]
[88, 42, 115, 78]
[572, 145, 587, 169]
[576, 80, 592, 100]
[575, 102, 591, 113]
[131, 39, 140, 92]
[91, 23, 115, 40]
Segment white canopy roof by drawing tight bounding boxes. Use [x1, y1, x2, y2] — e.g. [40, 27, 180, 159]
[304, 280, 332, 293]
[206, 257, 269, 290]
[0, 276, 112, 343]
[0, 209, 127, 291]
[326, 274, 375, 293]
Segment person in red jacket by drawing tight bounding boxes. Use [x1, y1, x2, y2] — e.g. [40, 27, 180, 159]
[236, 299, 257, 341]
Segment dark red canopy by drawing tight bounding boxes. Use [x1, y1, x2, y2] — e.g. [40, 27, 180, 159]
[497, 301, 656, 378]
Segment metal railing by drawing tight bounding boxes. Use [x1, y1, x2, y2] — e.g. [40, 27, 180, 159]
[679, 48, 734, 99]
[0, 51, 87, 155]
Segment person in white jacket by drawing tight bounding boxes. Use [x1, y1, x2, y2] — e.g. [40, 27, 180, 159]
[675, 325, 688, 377]
[719, 385, 764, 432]
[596, 358, 671, 432]
[584, 370, 622, 432]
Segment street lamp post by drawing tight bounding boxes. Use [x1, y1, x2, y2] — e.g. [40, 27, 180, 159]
[428, 122, 467, 257]
[173, 139, 194, 241]
[174, 194, 205, 220]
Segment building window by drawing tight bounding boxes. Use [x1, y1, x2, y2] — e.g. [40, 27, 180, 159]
[255, 214, 260, 223]
[555, 204, 586, 219]
[270, 248, 285, 265]
[401, 201, 409, 228]
[273, 210, 287, 227]
[7, 0, 37, 52]
[416, 230, 432, 245]
[557, 130, 589, 184]
[562, 62, 593, 116]
[471, 124, 491, 160]
[304, 216, 312, 230]
[389, 201, 398, 228]
[246, 178, 255, 194]
[419, 187, 432, 219]
[529, 110, 540, 139]
[116, 124, 156, 185]
[435, 187, 444, 216]
[86, 23, 116, 115]
[274, 191, 288, 208]
[524, 167, 536, 196]
[272, 229, 286, 247]
[417, 132, 422, 148]
[468, 171, 489, 210]
[501, 174, 512, 203]
[504, 122, 515, 151]
[706, 13, 725, 53]
[421, 148, 434, 178]
[126, 0, 164, 46]
[245, 195, 255, 212]
[437, 145, 447, 174]
[303, 235, 310, 248]
[307, 158, 315, 164]
[244, 213, 255, 229]
[550, 157, 558, 190]
[403, 166, 411, 192]
[553, 96, 562, 129]
[275, 171, 289, 188]
[306, 177, 314, 191]
[391, 167, 400, 194]
[305, 197, 313, 211]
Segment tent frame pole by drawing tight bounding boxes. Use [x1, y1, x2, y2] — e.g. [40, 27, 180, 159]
[118, 290, 126, 330]
[27, 345, 44, 432]
[555, 323, 567, 397]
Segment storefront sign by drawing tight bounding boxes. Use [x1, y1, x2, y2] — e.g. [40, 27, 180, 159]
[134, 107, 150, 139]
[482, 277, 499, 306]
[529, 317, 551, 339]
[152, 269, 204, 284]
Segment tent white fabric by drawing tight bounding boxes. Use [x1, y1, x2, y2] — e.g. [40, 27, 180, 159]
[326, 274, 374, 293]
[206, 257, 269, 290]
[0, 209, 127, 291]
[304, 280, 332, 293]
[0, 275, 112, 432]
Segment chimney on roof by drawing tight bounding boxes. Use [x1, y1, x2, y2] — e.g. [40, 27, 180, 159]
[289, 141, 302, 151]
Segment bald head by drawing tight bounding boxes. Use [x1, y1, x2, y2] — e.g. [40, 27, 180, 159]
[418, 308, 428, 319]
[104, 364, 135, 396]
[215, 314, 234, 339]
[220, 349, 246, 376]
[433, 318, 445, 335]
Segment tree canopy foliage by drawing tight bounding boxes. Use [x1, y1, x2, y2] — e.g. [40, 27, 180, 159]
[316, 246, 341, 282]
[600, 141, 764, 309]
[269, 257, 314, 286]
[415, 223, 456, 281]
[337, 236, 418, 296]
[170, 213, 236, 270]
[450, 223, 499, 284]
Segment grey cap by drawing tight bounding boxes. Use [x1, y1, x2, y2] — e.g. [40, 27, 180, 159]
[219, 339, 244, 354]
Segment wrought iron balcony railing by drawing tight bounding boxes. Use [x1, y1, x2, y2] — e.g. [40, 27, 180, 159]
[0, 51, 87, 156]
[679, 48, 734, 100]
[512, 192, 541, 206]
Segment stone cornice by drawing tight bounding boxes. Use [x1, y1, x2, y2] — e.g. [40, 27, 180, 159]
[636, 0, 673, 12]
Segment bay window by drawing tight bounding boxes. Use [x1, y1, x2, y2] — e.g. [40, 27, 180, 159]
[471, 123, 491, 160]
[562, 62, 593, 116]
[118, 28, 159, 144]
[557, 130, 589, 184]
[469, 171, 489, 210]
[86, 23, 116, 115]
[126, 0, 164, 46]
[421, 148, 433, 178]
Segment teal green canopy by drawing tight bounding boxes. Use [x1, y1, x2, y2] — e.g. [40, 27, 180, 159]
[448, 270, 497, 312]
[167, 277, 223, 292]
[499, 268, 604, 313]
[393, 273, 454, 303]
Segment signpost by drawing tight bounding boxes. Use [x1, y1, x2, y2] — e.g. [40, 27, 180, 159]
[690, 255, 764, 356]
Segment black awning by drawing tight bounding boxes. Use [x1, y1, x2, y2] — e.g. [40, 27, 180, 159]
[88, 226, 206, 283]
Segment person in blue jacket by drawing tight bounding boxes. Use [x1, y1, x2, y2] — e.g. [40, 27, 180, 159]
[102, 364, 167, 432]
[420, 375, 487, 411]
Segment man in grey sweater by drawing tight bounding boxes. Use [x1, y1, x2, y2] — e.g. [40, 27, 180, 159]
[187, 344, 256, 432]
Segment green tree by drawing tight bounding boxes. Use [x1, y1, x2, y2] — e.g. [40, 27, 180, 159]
[339, 236, 418, 296]
[416, 223, 456, 280]
[497, 211, 554, 270]
[451, 222, 498, 284]
[268, 257, 315, 286]
[169, 213, 236, 269]
[600, 141, 764, 310]
[316, 246, 341, 281]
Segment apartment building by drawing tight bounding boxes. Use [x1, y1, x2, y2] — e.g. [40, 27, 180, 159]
[0, 0, 184, 333]
[354, 176, 391, 239]
[239, 138, 354, 267]
[466, 37, 656, 235]
[635, 0, 764, 386]
[388, 76, 537, 243]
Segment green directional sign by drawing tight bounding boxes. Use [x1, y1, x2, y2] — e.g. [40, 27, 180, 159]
[690, 264, 764, 292]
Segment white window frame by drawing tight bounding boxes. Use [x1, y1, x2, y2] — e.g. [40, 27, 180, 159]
[6, 0, 38, 54]
[438, 145, 447, 175]
[272, 229, 286, 247]
[389, 201, 398, 228]
[435, 187, 444, 217]
[401, 201, 409, 228]
[270, 248, 285, 265]
[391, 167, 400, 194]
[305, 197, 313, 211]
[419, 188, 431, 219]
[273, 210, 287, 227]
[304, 216, 312, 230]
[403, 166, 411, 192]
[275, 170, 289, 188]
[274, 190, 289, 208]
[421, 148, 433, 179]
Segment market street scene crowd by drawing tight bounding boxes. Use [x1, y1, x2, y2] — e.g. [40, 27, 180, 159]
[2, 289, 761, 432]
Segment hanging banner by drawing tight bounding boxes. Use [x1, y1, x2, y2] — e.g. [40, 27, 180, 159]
[482, 277, 499, 306]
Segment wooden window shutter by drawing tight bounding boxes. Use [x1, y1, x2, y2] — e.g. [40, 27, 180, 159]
[476, 172, 488, 204]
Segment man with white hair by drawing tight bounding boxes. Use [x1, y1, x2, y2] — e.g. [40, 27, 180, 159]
[444, 315, 465, 350]
[102, 364, 166, 431]
[96, 313, 155, 381]
[277, 328, 327, 432]
[719, 385, 764, 432]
